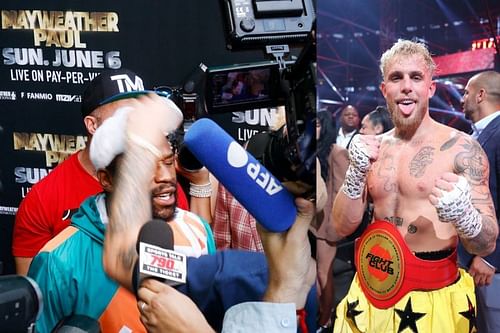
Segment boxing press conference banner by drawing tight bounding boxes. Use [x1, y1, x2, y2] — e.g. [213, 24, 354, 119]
[0, 1, 287, 274]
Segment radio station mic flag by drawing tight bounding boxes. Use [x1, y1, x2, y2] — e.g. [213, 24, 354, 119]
[133, 220, 186, 294]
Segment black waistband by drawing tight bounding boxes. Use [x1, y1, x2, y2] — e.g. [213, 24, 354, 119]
[414, 248, 454, 261]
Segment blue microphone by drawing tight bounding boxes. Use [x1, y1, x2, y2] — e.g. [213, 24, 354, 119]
[184, 118, 296, 232]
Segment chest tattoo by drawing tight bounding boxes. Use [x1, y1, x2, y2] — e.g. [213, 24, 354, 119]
[377, 151, 399, 193]
[409, 146, 435, 178]
[386, 216, 404, 226]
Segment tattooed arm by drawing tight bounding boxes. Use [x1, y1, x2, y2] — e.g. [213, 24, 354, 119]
[453, 136, 498, 256]
[103, 95, 183, 291]
[431, 134, 498, 257]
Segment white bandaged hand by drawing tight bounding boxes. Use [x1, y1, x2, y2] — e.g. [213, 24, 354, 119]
[342, 135, 372, 199]
[434, 176, 482, 239]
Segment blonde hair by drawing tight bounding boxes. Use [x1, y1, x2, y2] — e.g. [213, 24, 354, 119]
[379, 39, 436, 79]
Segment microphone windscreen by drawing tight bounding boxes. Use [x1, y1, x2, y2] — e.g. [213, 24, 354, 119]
[136, 219, 174, 252]
[184, 118, 296, 232]
[133, 220, 174, 294]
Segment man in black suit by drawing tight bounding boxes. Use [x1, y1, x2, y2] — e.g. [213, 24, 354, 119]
[460, 70, 500, 332]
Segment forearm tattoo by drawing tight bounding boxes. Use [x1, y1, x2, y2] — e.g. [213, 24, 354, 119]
[461, 215, 497, 255]
[409, 146, 435, 178]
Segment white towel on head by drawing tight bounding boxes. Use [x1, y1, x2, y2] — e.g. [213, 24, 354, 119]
[90, 107, 133, 170]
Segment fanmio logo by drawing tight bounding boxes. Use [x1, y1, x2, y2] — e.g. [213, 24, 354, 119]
[26, 92, 52, 100]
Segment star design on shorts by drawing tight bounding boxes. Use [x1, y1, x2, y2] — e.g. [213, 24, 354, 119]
[346, 299, 363, 329]
[395, 297, 426, 333]
[459, 295, 476, 333]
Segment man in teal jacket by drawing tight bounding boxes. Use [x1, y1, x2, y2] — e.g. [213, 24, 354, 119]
[28, 101, 215, 332]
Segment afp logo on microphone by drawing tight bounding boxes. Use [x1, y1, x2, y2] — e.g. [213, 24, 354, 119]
[226, 142, 283, 195]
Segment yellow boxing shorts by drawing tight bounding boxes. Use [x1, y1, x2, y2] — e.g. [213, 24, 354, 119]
[334, 268, 476, 333]
[333, 220, 477, 333]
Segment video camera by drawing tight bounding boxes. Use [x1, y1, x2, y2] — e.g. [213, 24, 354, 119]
[0, 275, 41, 333]
[168, 0, 316, 188]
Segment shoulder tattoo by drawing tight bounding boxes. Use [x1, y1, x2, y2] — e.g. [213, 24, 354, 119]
[454, 138, 487, 184]
[440, 136, 459, 151]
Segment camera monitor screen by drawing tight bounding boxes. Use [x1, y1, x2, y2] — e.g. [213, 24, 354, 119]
[205, 62, 283, 113]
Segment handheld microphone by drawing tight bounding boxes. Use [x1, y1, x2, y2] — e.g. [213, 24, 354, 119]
[184, 118, 297, 232]
[0, 275, 42, 333]
[133, 220, 187, 294]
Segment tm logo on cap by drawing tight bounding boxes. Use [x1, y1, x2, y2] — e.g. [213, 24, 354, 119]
[227, 142, 283, 195]
[110, 74, 144, 93]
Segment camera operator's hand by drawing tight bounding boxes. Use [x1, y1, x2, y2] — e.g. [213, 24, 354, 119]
[259, 198, 316, 309]
[176, 163, 214, 224]
[137, 279, 215, 333]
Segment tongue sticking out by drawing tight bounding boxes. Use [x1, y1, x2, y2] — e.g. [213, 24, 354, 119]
[398, 102, 415, 116]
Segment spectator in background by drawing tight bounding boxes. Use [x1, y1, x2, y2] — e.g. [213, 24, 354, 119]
[317, 110, 337, 181]
[335, 105, 360, 149]
[460, 70, 500, 333]
[359, 105, 394, 135]
[12, 69, 191, 276]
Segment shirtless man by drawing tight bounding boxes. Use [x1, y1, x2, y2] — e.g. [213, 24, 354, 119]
[332, 40, 498, 333]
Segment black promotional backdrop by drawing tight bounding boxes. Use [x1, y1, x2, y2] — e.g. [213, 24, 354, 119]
[0, 1, 296, 274]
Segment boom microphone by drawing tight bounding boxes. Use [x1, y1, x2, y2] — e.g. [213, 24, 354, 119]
[184, 118, 297, 232]
[133, 220, 187, 294]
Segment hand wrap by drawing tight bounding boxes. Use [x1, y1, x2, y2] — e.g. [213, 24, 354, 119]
[434, 176, 482, 239]
[342, 135, 371, 199]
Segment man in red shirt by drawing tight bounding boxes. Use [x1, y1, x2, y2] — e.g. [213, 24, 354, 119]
[13, 69, 191, 275]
